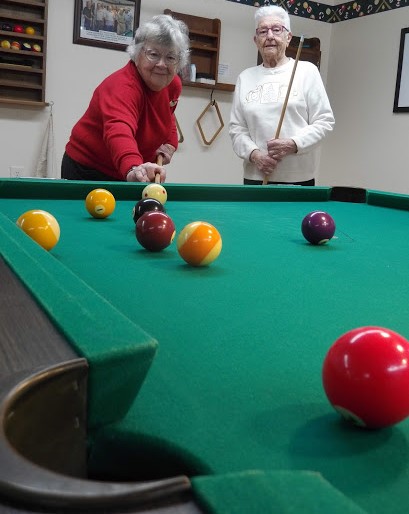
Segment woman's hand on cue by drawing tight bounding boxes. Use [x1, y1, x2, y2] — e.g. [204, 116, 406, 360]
[267, 138, 298, 161]
[250, 149, 278, 174]
[126, 163, 166, 183]
[155, 144, 175, 165]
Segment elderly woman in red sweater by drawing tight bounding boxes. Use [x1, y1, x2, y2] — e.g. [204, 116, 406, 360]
[62, 14, 189, 183]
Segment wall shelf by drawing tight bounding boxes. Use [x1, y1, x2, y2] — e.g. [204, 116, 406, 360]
[0, 0, 48, 107]
[165, 9, 234, 93]
[257, 36, 321, 69]
[183, 81, 234, 92]
[288, 37, 321, 68]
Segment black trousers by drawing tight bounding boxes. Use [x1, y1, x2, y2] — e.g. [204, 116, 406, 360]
[244, 178, 315, 186]
[61, 153, 121, 181]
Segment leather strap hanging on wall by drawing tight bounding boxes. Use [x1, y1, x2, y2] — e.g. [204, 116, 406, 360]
[196, 90, 224, 146]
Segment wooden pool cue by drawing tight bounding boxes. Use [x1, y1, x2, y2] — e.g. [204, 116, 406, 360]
[155, 154, 163, 183]
[262, 35, 305, 186]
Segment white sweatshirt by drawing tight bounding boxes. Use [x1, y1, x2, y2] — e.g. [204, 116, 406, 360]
[229, 59, 335, 182]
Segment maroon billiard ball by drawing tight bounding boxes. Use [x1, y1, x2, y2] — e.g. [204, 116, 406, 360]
[136, 211, 175, 252]
[322, 326, 409, 429]
[301, 211, 335, 245]
[132, 197, 165, 224]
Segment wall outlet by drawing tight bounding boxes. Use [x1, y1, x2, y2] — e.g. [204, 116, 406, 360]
[9, 166, 24, 178]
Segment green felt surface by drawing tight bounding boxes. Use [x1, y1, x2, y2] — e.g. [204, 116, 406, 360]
[3, 180, 409, 514]
[192, 470, 368, 513]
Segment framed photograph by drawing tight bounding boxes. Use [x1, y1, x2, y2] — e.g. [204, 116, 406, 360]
[73, 0, 140, 51]
[393, 27, 409, 113]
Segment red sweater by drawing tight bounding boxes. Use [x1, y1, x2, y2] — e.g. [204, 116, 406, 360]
[65, 61, 181, 180]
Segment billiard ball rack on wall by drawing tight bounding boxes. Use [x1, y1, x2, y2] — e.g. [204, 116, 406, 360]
[0, 0, 48, 107]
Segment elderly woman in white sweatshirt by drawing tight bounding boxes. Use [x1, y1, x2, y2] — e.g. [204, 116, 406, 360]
[229, 5, 335, 186]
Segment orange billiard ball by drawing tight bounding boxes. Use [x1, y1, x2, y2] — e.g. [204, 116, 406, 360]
[85, 189, 116, 219]
[16, 210, 60, 251]
[177, 221, 222, 266]
[25, 26, 35, 35]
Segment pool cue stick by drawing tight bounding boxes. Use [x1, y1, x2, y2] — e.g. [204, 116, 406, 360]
[155, 154, 163, 183]
[262, 35, 305, 186]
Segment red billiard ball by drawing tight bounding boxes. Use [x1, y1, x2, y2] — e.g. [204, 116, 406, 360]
[322, 326, 409, 429]
[177, 221, 222, 266]
[132, 197, 165, 224]
[136, 211, 175, 252]
[301, 211, 335, 245]
[13, 25, 24, 33]
[16, 209, 60, 251]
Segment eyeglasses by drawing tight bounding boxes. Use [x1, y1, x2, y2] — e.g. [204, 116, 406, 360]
[143, 48, 179, 66]
[256, 25, 289, 38]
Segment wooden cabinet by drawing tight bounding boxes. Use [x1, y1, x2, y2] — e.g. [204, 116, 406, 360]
[164, 9, 234, 92]
[288, 37, 321, 68]
[257, 37, 321, 69]
[0, 0, 48, 107]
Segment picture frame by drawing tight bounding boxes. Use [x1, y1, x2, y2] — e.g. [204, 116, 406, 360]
[73, 0, 140, 51]
[393, 27, 409, 113]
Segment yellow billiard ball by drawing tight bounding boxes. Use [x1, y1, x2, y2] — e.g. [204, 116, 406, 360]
[16, 210, 60, 251]
[85, 189, 116, 219]
[177, 221, 222, 266]
[142, 183, 167, 205]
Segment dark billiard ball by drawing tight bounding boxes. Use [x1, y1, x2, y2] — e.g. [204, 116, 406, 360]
[132, 197, 165, 224]
[85, 188, 115, 219]
[177, 221, 222, 266]
[301, 211, 335, 245]
[16, 209, 60, 251]
[322, 326, 409, 429]
[136, 211, 175, 252]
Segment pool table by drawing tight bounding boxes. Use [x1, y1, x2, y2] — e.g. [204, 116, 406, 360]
[2, 178, 409, 514]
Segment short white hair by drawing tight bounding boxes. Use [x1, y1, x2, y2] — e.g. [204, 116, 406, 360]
[127, 14, 190, 72]
[254, 6, 291, 32]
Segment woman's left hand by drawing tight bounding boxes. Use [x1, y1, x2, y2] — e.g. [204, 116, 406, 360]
[155, 144, 175, 165]
[267, 138, 298, 161]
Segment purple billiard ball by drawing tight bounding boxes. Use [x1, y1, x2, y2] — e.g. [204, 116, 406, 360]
[301, 211, 336, 245]
[136, 211, 176, 252]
